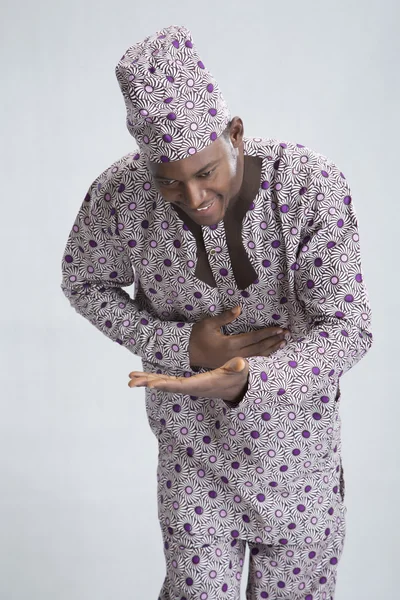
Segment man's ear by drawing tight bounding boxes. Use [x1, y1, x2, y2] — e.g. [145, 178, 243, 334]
[229, 116, 244, 149]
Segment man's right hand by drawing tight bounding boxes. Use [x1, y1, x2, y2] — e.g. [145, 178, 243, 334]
[188, 305, 290, 370]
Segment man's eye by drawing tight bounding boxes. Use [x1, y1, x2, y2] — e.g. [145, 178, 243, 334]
[198, 170, 213, 178]
[159, 180, 175, 186]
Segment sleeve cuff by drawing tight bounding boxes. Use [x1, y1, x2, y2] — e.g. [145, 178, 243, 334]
[151, 319, 195, 372]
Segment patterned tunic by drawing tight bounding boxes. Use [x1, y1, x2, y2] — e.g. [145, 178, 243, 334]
[61, 136, 373, 550]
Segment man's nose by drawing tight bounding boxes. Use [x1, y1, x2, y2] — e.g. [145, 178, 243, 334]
[181, 182, 206, 210]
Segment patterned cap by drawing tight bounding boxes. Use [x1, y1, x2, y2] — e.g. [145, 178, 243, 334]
[115, 25, 231, 163]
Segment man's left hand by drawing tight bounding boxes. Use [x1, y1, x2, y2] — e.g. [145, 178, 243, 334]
[128, 356, 249, 404]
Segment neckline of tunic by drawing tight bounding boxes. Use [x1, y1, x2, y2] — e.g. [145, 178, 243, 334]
[160, 137, 270, 295]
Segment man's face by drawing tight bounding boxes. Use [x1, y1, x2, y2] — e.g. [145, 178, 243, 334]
[148, 132, 243, 225]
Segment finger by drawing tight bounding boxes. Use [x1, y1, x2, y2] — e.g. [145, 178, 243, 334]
[192, 307, 239, 333]
[211, 305, 242, 327]
[128, 375, 153, 387]
[242, 332, 286, 349]
[265, 340, 287, 355]
[129, 372, 179, 383]
[261, 339, 287, 355]
[138, 370, 221, 396]
[228, 327, 288, 351]
[239, 337, 287, 359]
[259, 338, 287, 354]
[128, 373, 159, 384]
[237, 333, 285, 356]
[221, 356, 249, 373]
[129, 370, 149, 378]
[128, 372, 173, 385]
[129, 374, 182, 391]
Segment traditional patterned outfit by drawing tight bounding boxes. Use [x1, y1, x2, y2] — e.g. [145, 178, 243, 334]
[61, 25, 373, 600]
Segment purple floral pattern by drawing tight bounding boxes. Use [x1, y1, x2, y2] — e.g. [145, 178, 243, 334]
[115, 25, 231, 163]
[61, 136, 373, 552]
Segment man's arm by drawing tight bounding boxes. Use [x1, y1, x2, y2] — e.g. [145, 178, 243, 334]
[61, 161, 194, 372]
[235, 156, 373, 407]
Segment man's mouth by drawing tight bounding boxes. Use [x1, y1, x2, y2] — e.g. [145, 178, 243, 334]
[195, 199, 216, 213]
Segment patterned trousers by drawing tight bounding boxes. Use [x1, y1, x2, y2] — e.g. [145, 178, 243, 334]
[158, 513, 346, 600]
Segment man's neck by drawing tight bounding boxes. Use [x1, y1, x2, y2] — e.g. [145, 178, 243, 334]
[224, 155, 262, 225]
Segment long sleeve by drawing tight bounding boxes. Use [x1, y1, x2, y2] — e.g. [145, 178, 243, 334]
[239, 157, 373, 407]
[60, 162, 194, 372]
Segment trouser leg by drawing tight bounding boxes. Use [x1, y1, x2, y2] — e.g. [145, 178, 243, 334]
[158, 536, 247, 600]
[245, 509, 346, 600]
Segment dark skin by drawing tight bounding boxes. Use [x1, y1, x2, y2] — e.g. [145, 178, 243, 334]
[150, 117, 246, 223]
[128, 117, 290, 403]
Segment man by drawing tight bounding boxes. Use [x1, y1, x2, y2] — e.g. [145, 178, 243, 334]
[61, 25, 373, 600]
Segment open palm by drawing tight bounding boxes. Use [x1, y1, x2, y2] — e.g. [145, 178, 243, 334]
[128, 356, 249, 404]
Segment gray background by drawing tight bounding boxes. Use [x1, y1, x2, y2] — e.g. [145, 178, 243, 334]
[1, 0, 397, 598]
